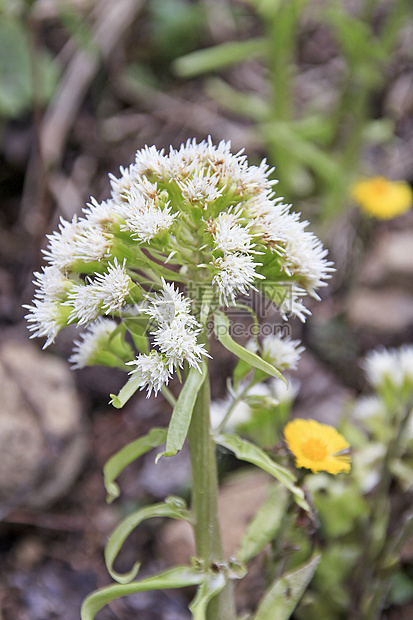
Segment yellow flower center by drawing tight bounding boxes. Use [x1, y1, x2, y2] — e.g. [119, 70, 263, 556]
[370, 177, 389, 196]
[301, 438, 328, 462]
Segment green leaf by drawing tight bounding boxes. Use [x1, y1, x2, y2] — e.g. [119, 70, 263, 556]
[104, 428, 168, 503]
[237, 483, 288, 564]
[157, 363, 206, 459]
[173, 37, 268, 78]
[214, 312, 286, 385]
[253, 553, 321, 620]
[215, 434, 310, 512]
[105, 497, 192, 584]
[189, 570, 226, 620]
[81, 565, 206, 620]
[110, 374, 143, 409]
[124, 318, 149, 353]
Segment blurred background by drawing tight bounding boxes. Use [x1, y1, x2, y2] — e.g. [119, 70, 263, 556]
[0, 0, 412, 618]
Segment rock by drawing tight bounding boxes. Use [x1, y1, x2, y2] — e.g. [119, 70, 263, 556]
[159, 471, 272, 565]
[359, 231, 413, 288]
[346, 288, 413, 333]
[0, 339, 88, 513]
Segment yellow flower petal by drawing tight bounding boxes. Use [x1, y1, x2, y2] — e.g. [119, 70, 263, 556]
[284, 418, 351, 474]
[352, 177, 412, 220]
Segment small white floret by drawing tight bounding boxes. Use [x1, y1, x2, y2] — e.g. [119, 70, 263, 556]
[126, 351, 172, 397]
[213, 253, 264, 306]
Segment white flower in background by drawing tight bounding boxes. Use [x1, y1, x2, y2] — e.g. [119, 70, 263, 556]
[210, 396, 252, 432]
[213, 253, 264, 306]
[209, 210, 256, 254]
[268, 377, 300, 404]
[127, 351, 172, 397]
[353, 395, 386, 420]
[70, 318, 118, 369]
[261, 334, 304, 371]
[93, 260, 132, 314]
[399, 345, 413, 385]
[363, 347, 402, 388]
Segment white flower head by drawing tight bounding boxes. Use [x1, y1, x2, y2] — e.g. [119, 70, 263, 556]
[353, 395, 386, 420]
[70, 318, 118, 369]
[363, 347, 402, 389]
[399, 346, 413, 386]
[213, 253, 264, 306]
[210, 396, 252, 432]
[117, 187, 177, 243]
[269, 376, 300, 404]
[64, 283, 101, 326]
[145, 279, 194, 327]
[33, 266, 72, 301]
[24, 298, 68, 348]
[82, 197, 119, 226]
[43, 216, 81, 270]
[261, 335, 304, 371]
[126, 351, 172, 397]
[152, 316, 208, 372]
[209, 211, 256, 254]
[93, 259, 132, 314]
[178, 169, 223, 207]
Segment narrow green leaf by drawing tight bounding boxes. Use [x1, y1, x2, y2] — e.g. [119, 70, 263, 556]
[173, 37, 267, 78]
[189, 570, 226, 620]
[105, 497, 191, 584]
[214, 312, 286, 385]
[215, 434, 310, 512]
[110, 374, 143, 409]
[253, 553, 321, 620]
[237, 483, 288, 564]
[104, 428, 168, 503]
[81, 565, 206, 620]
[157, 363, 206, 460]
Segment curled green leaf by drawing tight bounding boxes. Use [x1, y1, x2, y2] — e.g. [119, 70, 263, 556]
[81, 565, 206, 620]
[104, 428, 167, 503]
[105, 497, 192, 584]
[215, 433, 310, 512]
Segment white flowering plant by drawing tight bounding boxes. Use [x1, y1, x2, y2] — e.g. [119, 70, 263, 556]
[25, 138, 337, 619]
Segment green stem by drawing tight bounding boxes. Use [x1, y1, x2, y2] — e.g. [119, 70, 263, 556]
[188, 365, 237, 620]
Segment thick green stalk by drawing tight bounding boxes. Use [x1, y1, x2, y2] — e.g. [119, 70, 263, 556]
[188, 366, 237, 620]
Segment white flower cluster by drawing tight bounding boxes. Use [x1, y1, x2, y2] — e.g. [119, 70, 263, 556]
[261, 334, 304, 371]
[127, 281, 209, 397]
[25, 138, 333, 397]
[363, 345, 413, 390]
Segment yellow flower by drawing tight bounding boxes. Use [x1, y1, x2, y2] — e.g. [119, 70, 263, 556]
[284, 419, 351, 474]
[352, 177, 412, 219]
